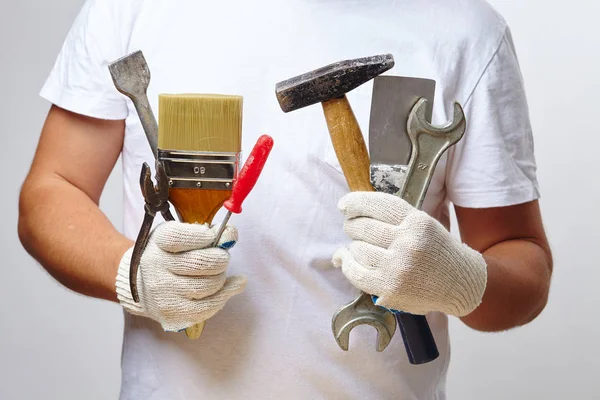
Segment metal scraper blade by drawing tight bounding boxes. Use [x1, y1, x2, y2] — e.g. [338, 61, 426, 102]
[368, 76, 436, 194]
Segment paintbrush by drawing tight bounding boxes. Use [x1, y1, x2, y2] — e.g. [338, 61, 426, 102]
[158, 94, 243, 339]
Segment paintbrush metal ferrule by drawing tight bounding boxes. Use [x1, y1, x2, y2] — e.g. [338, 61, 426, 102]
[158, 149, 241, 190]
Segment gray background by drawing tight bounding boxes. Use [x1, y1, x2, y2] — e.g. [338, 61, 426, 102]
[2, 0, 599, 399]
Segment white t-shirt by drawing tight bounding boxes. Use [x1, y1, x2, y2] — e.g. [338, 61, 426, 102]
[40, 0, 540, 399]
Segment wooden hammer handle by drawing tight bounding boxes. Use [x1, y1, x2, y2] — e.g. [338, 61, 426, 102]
[322, 96, 374, 192]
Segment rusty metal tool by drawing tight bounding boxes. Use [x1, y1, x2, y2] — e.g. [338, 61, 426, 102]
[275, 54, 397, 352]
[129, 162, 174, 302]
[108, 50, 175, 301]
[109, 50, 159, 158]
[369, 75, 439, 364]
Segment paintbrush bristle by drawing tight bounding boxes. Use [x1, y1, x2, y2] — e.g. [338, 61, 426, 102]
[158, 94, 243, 152]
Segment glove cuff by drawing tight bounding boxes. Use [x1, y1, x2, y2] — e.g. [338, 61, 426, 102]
[115, 248, 145, 316]
[450, 245, 488, 317]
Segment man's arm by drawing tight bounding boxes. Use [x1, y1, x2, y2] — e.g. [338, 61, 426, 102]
[18, 105, 132, 302]
[456, 200, 553, 332]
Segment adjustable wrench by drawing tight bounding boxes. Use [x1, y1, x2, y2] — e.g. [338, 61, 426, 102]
[331, 98, 466, 354]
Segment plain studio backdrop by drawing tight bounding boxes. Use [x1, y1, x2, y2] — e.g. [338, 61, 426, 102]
[1, 1, 598, 399]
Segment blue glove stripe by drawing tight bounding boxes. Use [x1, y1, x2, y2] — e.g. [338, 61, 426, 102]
[218, 240, 236, 250]
[371, 295, 406, 315]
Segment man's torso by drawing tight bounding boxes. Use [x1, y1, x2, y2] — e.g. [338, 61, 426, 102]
[116, 1, 505, 398]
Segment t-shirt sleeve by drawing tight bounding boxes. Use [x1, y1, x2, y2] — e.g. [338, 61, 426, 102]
[445, 27, 540, 208]
[40, 0, 140, 120]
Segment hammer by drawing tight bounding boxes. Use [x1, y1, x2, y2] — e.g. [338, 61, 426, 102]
[275, 54, 398, 352]
[276, 54, 394, 192]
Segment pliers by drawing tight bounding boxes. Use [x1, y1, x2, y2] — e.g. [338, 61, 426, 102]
[129, 161, 175, 302]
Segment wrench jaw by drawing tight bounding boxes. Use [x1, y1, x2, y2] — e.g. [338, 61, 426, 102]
[400, 99, 467, 209]
[332, 293, 397, 352]
[408, 99, 466, 144]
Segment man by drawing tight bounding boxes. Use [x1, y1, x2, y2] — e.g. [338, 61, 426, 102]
[18, 0, 552, 398]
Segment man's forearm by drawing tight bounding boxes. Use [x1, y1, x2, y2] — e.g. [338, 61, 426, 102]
[18, 173, 132, 302]
[460, 239, 553, 332]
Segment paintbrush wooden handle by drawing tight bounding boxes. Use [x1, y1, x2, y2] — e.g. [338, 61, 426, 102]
[168, 188, 231, 339]
[321, 96, 375, 192]
[168, 190, 231, 224]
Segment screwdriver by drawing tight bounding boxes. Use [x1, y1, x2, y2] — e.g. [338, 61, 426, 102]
[214, 134, 274, 245]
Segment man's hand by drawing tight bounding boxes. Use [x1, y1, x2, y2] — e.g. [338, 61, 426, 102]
[19, 106, 249, 329]
[117, 222, 246, 332]
[333, 192, 487, 317]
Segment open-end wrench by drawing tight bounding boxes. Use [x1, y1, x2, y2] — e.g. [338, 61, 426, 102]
[332, 98, 466, 354]
[332, 292, 397, 352]
[373, 98, 466, 363]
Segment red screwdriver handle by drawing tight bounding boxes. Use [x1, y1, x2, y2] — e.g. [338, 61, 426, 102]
[225, 134, 274, 214]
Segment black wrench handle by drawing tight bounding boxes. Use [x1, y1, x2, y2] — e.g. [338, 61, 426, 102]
[396, 313, 439, 365]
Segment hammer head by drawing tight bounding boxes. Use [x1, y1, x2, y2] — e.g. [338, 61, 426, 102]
[275, 54, 395, 113]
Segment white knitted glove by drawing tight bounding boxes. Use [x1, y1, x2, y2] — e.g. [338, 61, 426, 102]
[333, 192, 487, 317]
[116, 221, 246, 332]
